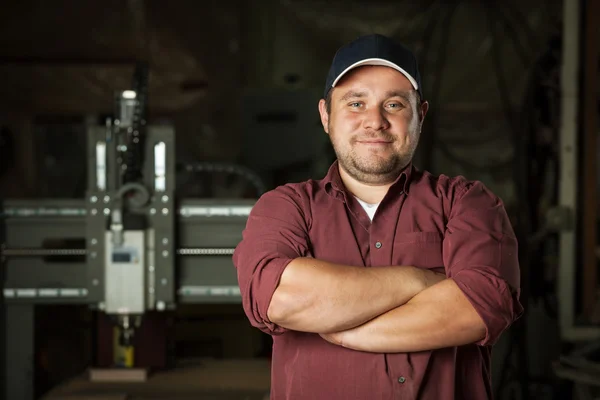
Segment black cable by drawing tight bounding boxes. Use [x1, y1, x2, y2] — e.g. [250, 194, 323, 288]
[491, 1, 534, 67]
[122, 63, 149, 184]
[501, 0, 540, 53]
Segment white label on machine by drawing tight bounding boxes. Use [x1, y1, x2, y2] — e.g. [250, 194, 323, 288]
[105, 231, 146, 314]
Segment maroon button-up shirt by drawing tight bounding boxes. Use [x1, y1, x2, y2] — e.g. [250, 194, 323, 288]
[233, 161, 523, 400]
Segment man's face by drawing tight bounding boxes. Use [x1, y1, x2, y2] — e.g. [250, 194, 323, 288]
[318, 65, 428, 185]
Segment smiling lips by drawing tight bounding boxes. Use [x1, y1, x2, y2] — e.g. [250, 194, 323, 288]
[356, 139, 393, 145]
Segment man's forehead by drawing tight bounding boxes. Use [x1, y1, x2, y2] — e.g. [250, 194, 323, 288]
[338, 89, 413, 101]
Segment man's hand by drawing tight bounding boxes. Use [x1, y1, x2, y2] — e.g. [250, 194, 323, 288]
[320, 331, 344, 346]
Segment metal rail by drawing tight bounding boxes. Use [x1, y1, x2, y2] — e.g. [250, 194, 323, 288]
[1, 247, 235, 257]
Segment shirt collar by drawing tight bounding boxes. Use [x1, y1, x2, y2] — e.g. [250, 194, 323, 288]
[323, 160, 413, 201]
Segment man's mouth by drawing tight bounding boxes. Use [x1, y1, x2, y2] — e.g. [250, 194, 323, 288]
[356, 139, 393, 145]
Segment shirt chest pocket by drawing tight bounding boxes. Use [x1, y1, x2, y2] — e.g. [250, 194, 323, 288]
[392, 231, 444, 270]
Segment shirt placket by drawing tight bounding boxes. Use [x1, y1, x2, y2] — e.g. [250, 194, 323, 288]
[345, 187, 418, 399]
[388, 353, 417, 400]
[371, 194, 417, 400]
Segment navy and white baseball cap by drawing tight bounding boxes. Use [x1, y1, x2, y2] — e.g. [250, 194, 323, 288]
[324, 34, 423, 99]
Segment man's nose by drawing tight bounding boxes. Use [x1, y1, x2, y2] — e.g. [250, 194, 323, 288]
[362, 107, 390, 131]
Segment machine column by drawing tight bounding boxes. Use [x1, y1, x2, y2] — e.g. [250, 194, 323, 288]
[4, 304, 34, 400]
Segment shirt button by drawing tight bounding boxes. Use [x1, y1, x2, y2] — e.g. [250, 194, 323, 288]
[375, 241, 382, 249]
[398, 376, 406, 383]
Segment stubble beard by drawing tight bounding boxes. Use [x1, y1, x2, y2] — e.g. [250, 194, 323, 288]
[329, 125, 420, 185]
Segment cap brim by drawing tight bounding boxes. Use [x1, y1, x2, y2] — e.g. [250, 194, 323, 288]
[331, 58, 419, 91]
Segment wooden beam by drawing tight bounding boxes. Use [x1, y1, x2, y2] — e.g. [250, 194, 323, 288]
[582, 0, 600, 319]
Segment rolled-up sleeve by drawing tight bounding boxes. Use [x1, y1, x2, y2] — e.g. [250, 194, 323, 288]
[233, 185, 311, 335]
[443, 180, 524, 346]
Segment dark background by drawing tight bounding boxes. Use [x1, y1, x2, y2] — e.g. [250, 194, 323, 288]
[0, 1, 598, 399]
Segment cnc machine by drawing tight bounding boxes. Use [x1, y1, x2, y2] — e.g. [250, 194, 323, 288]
[0, 65, 263, 400]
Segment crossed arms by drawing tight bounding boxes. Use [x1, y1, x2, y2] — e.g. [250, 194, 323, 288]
[268, 257, 486, 353]
[233, 182, 523, 353]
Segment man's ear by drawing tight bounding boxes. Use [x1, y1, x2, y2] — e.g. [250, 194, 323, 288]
[419, 100, 429, 122]
[318, 99, 330, 134]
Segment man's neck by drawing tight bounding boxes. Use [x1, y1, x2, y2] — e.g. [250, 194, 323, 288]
[339, 167, 393, 205]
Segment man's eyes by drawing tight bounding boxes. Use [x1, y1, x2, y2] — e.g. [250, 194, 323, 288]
[345, 102, 405, 109]
[386, 102, 404, 109]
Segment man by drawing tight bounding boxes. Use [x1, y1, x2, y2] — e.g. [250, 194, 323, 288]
[233, 33, 523, 400]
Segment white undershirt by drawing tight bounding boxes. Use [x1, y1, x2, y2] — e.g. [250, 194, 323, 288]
[354, 197, 380, 221]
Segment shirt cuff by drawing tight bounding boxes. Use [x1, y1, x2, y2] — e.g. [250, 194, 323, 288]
[451, 268, 524, 346]
[242, 256, 295, 335]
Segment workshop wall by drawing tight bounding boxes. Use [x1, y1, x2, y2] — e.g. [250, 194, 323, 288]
[0, 0, 564, 201]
